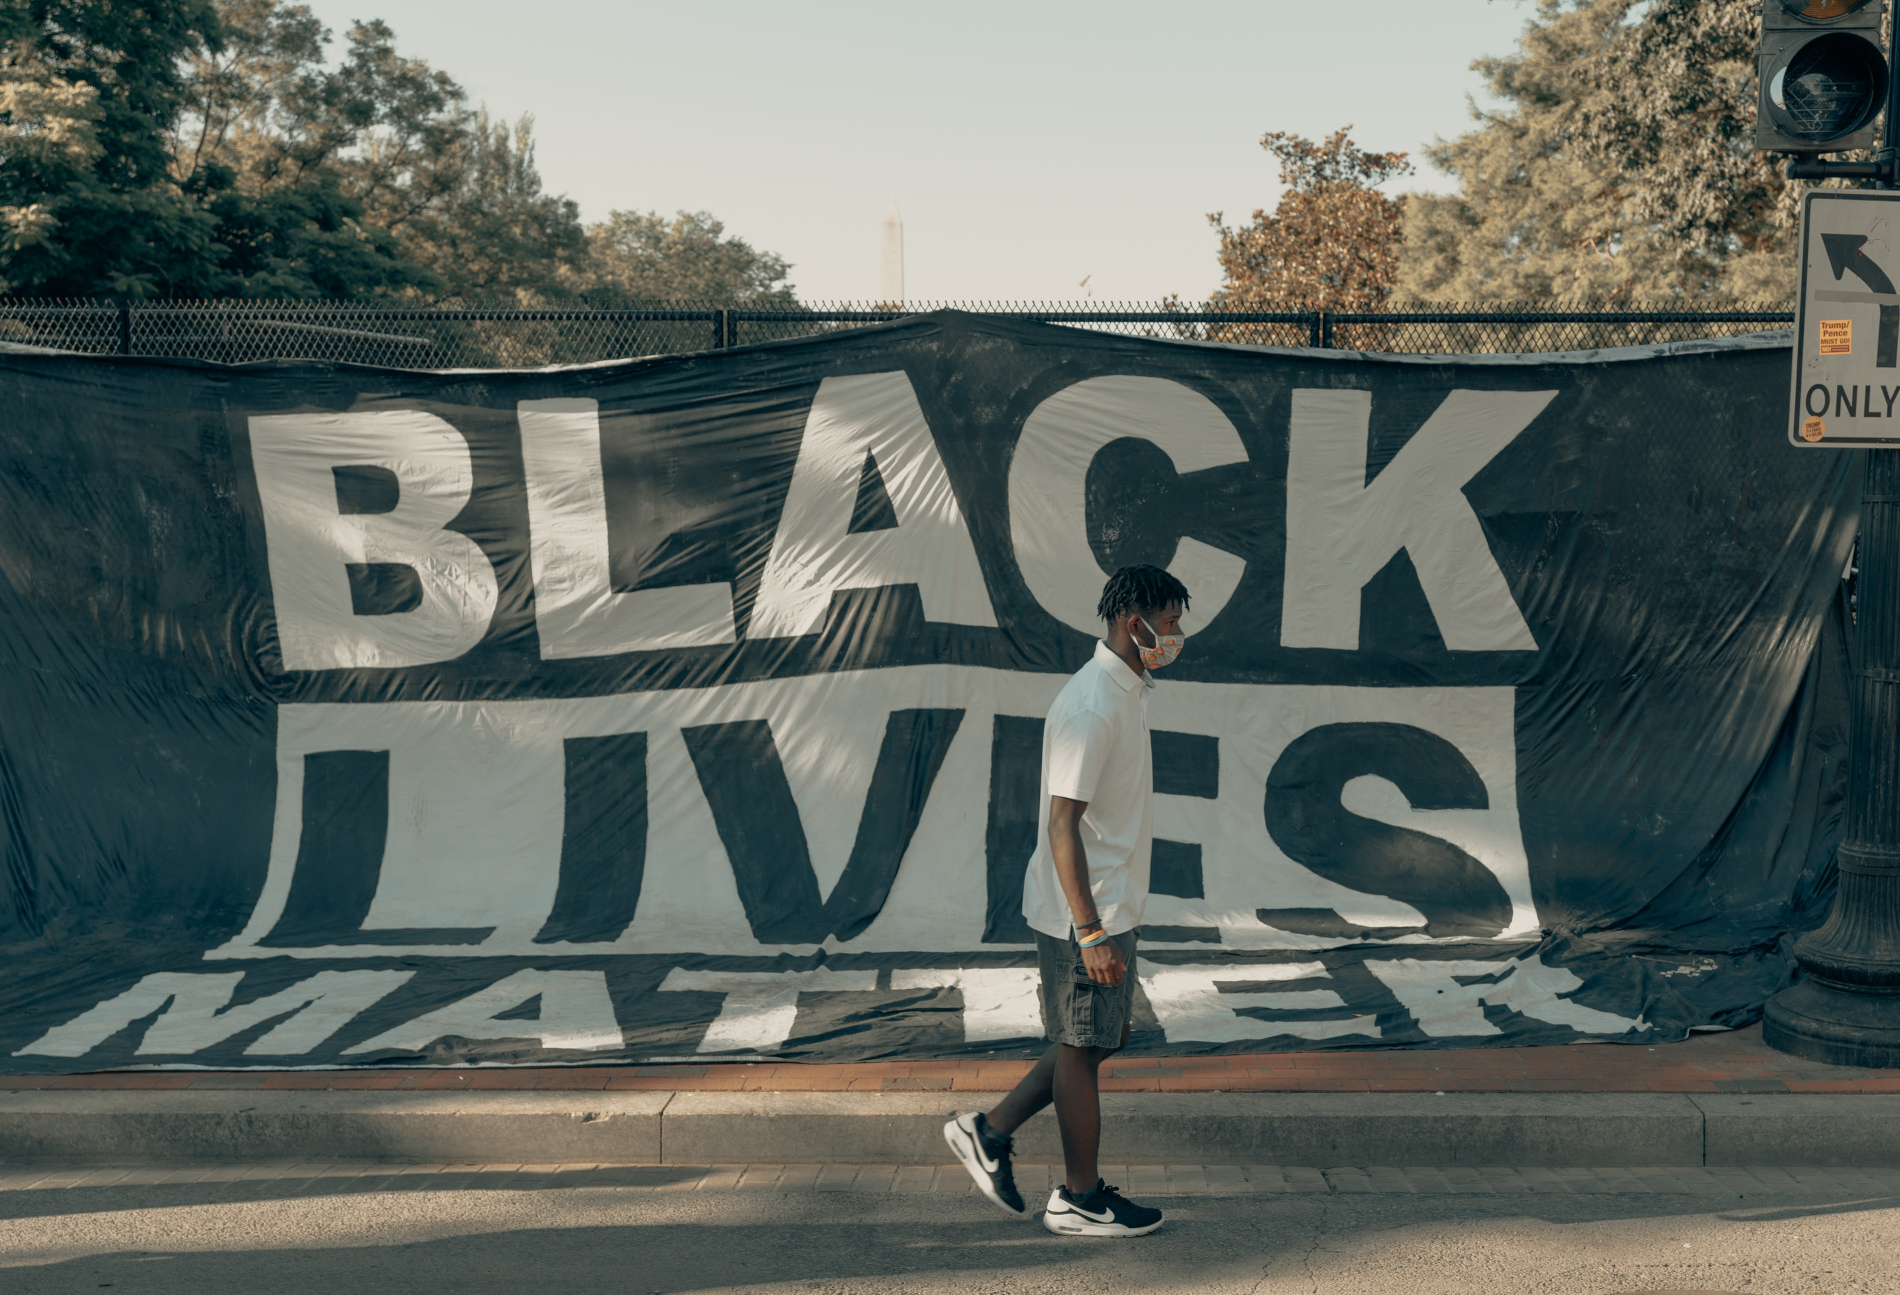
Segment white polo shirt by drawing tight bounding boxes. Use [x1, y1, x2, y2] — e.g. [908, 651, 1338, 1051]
[1020, 639, 1154, 940]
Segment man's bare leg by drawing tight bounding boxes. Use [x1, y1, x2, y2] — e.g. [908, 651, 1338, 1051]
[987, 1031, 1125, 1194]
[1052, 1042, 1114, 1192]
[985, 1043, 1058, 1136]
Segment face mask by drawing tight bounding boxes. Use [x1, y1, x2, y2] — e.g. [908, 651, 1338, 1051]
[1134, 615, 1184, 670]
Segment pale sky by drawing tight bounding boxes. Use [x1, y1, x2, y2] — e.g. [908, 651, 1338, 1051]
[301, 1, 1534, 303]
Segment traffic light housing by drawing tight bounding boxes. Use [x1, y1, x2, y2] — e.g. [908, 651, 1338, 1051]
[1758, 0, 1891, 154]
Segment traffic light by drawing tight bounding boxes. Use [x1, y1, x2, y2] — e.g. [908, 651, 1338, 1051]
[1758, 0, 1891, 154]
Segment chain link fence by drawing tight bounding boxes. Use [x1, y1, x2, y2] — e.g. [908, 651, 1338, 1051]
[0, 299, 1796, 368]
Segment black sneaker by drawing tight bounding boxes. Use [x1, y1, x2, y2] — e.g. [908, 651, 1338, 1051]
[1041, 1179, 1164, 1237]
[943, 1111, 1025, 1216]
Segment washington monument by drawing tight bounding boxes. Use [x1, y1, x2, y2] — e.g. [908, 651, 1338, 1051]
[882, 199, 904, 304]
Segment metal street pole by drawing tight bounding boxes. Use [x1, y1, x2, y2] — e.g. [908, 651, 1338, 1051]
[1765, 455, 1900, 1065]
[1763, 3, 1900, 1067]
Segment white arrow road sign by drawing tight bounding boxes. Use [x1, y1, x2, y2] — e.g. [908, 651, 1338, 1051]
[1792, 189, 1900, 447]
[1786, 187, 1900, 448]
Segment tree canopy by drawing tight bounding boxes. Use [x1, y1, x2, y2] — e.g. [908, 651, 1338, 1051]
[1399, 0, 1795, 302]
[1208, 127, 1411, 310]
[1194, 2, 1806, 306]
[2, 0, 228, 297]
[588, 210, 796, 305]
[0, 0, 797, 301]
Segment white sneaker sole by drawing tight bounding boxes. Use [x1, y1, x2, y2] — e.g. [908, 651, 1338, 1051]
[1042, 1209, 1163, 1238]
[943, 1118, 1025, 1217]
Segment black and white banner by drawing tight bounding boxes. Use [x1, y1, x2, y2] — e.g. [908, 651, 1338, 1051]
[0, 314, 1855, 1068]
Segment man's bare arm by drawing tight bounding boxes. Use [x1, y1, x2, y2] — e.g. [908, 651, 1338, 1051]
[1049, 795, 1124, 986]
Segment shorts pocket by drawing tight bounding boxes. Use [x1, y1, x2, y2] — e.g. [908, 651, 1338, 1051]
[1066, 978, 1099, 1039]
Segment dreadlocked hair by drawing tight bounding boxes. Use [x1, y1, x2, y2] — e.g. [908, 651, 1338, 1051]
[1096, 564, 1191, 625]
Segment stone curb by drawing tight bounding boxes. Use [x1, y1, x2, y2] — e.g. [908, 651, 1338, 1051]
[2, 1090, 1898, 1167]
[0, 1091, 670, 1165]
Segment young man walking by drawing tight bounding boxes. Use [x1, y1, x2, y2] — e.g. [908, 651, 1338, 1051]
[945, 564, 1188, 1237]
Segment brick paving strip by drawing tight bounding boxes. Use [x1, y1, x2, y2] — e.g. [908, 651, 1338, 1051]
[0, 1161, 1896, 1196]
[6, 1023, 1898, 1094]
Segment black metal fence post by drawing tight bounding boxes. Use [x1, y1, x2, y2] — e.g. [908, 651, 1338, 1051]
[712, 309, 732, 350]
[116, 303, 131, 356]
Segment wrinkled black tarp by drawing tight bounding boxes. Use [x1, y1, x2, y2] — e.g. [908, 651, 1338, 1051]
[0, 314, 1855, 1067]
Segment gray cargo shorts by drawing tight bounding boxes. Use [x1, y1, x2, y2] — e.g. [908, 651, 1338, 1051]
[1035, 928, 1138, 1049]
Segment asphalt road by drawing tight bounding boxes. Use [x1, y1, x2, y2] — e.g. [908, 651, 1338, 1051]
[0, 1166, 1892, 1294]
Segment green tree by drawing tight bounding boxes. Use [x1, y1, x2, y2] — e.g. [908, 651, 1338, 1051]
[167, 2, 427, 297]
[1208, 126, 1411, 310]
[171, 5, 578, 299]
[5, 1, 796, 304]
[1573, 0, 1795, 298]
[586, 209, 796, 303]
[1, 1, 227, 297]
[1398, 0, 1794, 302]
[395, 112, 589, 300]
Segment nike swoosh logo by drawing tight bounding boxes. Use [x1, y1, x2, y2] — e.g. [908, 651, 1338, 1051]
[1062, 1202, 1117, 1224]
[961, 1123, 997, 1172]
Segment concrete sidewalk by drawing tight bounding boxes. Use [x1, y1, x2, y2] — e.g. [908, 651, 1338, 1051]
[7, 1024, 1899, 1168]
[4, 1089, 1899, 1168]
[5, 1158, 1892, 1295]
[8, 1158, 1898, 1197]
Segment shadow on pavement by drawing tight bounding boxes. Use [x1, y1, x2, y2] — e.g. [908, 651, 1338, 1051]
[0, 1178, 1897, 1295]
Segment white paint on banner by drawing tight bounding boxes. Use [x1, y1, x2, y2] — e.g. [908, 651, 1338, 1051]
[658, 967, 879, 1053]
[617, 666, 1046, 951]
[1280, 388, 1552, 651]
[213, 666, 1060, 958]
[848, 693, 999, 929]
[236, 701, 570, 945]
[248, 410, 499, 670]
[890, 968, 1043, 1042]
[625, 723, 774, 946]
[344, 969, 623, 1053]
[1364, 955, 1646, 1037]
[12, 970, 414, 1057]
[517, 398, 737, 656]
[16, 973, 241, 1056]
[1139, 962, 1378, 1043]
[209, 668, 1534, 959]
[1009, 375, 1249, 636]
[1144, 680, 1538, 945]
[750, 372, 996, 637]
